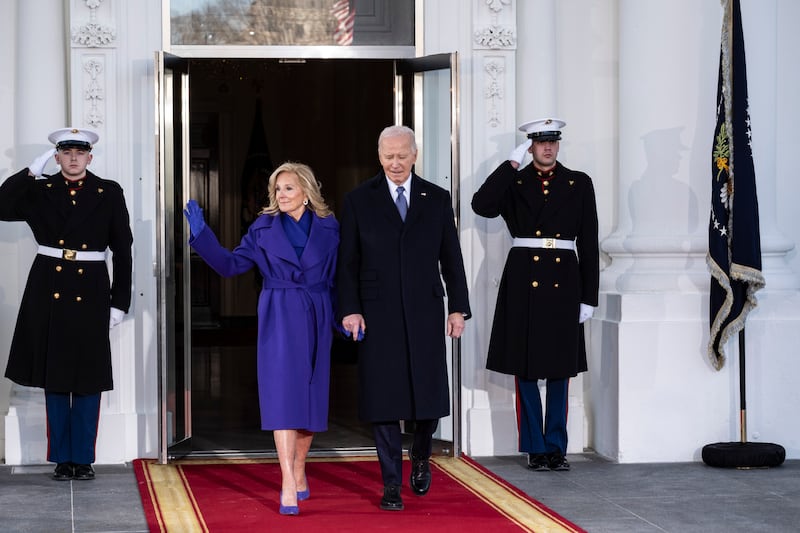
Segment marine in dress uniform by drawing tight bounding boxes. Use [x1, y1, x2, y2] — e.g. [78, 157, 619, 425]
[471, 118, 599, 472]
[0, 128, 133, 481]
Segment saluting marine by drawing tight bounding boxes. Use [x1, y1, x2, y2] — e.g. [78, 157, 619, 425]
[472, 118, 599, 472]
[0, 128, 133, 481]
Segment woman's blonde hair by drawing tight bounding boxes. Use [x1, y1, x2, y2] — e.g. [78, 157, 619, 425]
[261, 162, 333, 218]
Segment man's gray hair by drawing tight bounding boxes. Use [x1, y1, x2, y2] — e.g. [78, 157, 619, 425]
[378, 125, 418, 154]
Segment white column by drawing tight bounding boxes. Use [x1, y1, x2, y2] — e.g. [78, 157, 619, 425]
[516, 0, 557, 115]
[734, 0, 800, 459]
[518, 0, 588, 454]
[590, 0, 800, 462]
[463, 0, 520, 456]
[5, 0, 68, 465]
[16, 0, 68, 158]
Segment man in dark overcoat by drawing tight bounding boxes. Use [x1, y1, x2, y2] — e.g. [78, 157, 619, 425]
[0, 128, 133, 481]
[472, 118, 599, 472]
[337, 125, 471, 511]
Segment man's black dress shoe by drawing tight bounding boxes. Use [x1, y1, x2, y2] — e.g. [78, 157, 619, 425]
[410, 456, 432, 495]
[53, 463, 73, 481]
[73, 464, 95, 480]
[527, 453, 550, 471]
[380, 484, 404, 511]
[548, 453, 570, 471]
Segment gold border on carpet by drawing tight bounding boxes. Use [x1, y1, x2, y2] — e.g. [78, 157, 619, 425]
[141, 456, 580, 533]
[432, 457, 581, 533]
[141, 460, 208, 533]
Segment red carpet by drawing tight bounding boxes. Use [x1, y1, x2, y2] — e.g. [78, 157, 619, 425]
[134, 455, 584, 532]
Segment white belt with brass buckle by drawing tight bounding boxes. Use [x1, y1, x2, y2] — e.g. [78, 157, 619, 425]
[512, 237, 575, 251]
[37, 245, 107, 262]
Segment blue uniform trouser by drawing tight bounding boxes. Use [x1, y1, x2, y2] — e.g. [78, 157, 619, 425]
[45, 391, 101, 465]
[516, 377, 569, 455]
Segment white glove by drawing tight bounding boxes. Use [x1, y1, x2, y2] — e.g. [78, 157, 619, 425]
[579, 303, 595, 324]
[508, 140, 531, 166]
[28, 148, 57, 177]
[109, 307, 125, 329]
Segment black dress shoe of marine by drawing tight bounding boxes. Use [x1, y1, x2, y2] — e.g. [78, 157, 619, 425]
[527, 453, 551, 471]
[53, 463, 74, 481]
[73, 464, 95, 480]
[548, 453, 571, 471]
[380, 484, 404, 511]
[410, 457, 432, 495]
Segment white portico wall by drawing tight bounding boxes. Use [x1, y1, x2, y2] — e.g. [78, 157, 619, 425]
[3, 0, 70, 464]
[461, 0, 601, 456]
[592, 0, 800, 462]
[3, 0, 799, 465]
[0, 5, 18, 458]
[458, 0, 523, 457]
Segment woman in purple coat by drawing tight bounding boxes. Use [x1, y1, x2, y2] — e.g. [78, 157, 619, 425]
[183, 162, 339, 516]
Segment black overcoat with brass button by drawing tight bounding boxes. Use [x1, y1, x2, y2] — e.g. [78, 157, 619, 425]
[0, 169, 133, 393]
[472, 160, 599, 379]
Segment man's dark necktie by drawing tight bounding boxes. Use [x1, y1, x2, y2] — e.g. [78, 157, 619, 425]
[395, 186, 407, 221]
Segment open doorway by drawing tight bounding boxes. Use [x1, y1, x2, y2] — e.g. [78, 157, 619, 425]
[184, 58, 394, 453]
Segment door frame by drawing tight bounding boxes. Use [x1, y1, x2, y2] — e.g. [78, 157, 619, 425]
[155, 51, 193, 463]
[395, 52, 462, 457]
[155, 51, 462, 463]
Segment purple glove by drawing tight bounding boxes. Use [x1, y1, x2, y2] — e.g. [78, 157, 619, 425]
[183, 199, 206, 237]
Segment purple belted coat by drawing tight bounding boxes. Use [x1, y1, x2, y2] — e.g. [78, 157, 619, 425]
[189, 212, 339, 432]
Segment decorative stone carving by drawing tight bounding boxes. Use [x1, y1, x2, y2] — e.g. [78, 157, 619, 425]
[71, 0, 116, 47]
[474, 25, 515, 49]
[485, 0, 511, 13]
[83, 58, 105, 127]
[484, 59, 505, 127]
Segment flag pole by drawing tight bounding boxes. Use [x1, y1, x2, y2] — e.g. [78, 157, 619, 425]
[703, 327, 784, 468]
[737, 329, 746, 443]
[702, 0, 783, 468]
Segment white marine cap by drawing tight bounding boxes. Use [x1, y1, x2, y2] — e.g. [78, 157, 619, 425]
[47, 127, 99, 150]
[518, 117, 566, 142]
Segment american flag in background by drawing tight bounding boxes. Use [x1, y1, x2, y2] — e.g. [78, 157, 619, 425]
[331, 0, 355, 45]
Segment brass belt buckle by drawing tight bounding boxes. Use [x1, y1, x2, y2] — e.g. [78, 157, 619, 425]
[543, 238, 556, 249]
[62, 248, 77, 261]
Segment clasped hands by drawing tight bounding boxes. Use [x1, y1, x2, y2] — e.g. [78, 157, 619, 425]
[341, 314, 365, 341]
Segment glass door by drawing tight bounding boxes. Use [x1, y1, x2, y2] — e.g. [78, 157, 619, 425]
[155, 51, 192, 463]
[394, 52, 461, 456]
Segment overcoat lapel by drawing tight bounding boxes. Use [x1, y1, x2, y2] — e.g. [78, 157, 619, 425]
[403, 174, 429, 228]
[368, 174, 405, 229]
[301, 215, 339, 269]
[251, 212, 339, 270]
[251, 215, 301, 268]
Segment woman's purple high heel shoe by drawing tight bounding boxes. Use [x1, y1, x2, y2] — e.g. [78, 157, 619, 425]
[279, 492, 300, 516]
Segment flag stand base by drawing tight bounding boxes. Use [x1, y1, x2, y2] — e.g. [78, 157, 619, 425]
[702, 441, 785, 468]
[703, 330, 785, 468]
